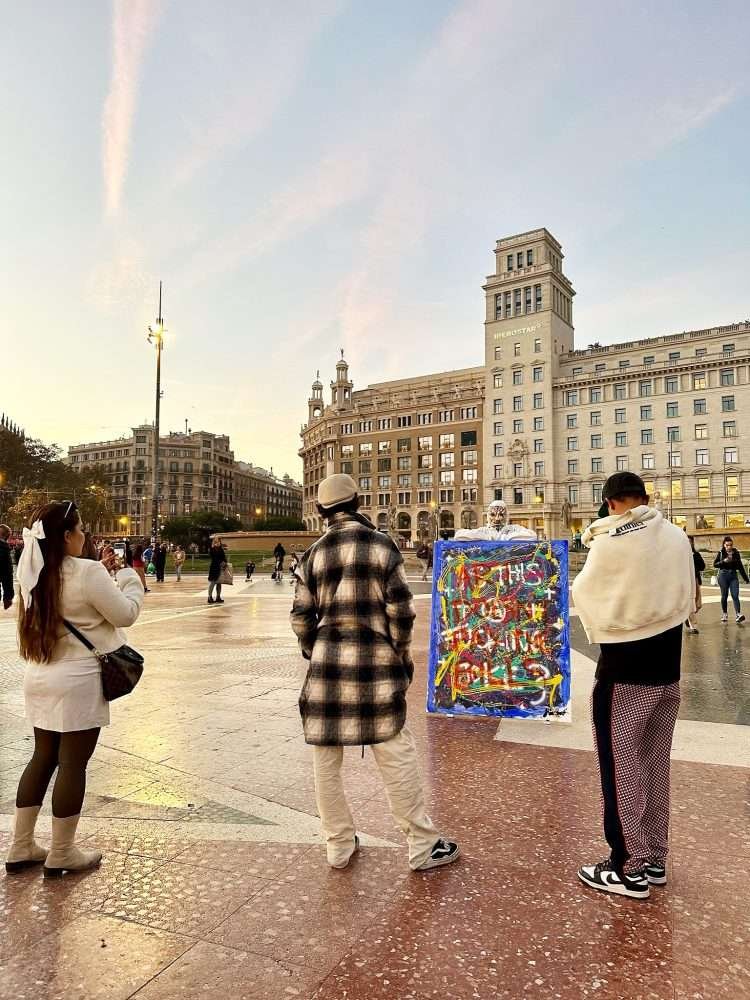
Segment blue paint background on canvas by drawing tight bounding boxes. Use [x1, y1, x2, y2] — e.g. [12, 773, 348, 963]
[426, 540, 570, 719]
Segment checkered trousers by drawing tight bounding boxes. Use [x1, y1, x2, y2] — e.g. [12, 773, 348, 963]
[291, 513, 416, 747]
[591, 679, 680, 875]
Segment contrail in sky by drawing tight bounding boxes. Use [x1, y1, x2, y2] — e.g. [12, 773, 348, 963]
[102, 0, 162, 217]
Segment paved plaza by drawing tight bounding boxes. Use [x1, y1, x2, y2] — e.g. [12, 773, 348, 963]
[1, 575, 748, 999]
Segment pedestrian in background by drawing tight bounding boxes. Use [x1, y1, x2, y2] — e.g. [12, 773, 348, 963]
[713, 536, 747, 624]
[291, 473, 459, 872]
[573, 472, 694, 900]
[684, 537, 705, 634]
[416, 542, 430, 581]
[124, 540, 133, 568]
[174, 545, 185, 582]
[154, 542, 167, 583]
[132, 544, 149, 592]
[207, 537, 227, 604]
[5, 501, 143, 877]
[245, 560, 256, 583]
[0, 523, 14, 611]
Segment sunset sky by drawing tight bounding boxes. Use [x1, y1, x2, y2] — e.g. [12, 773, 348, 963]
[2, 1, 748, 476]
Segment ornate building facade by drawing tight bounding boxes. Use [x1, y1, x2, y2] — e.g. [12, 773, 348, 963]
[303, 228, 750, 539]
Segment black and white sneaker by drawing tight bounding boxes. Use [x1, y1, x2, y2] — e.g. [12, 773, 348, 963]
[721, 613, 728, 623]
[737, 614, 746, 624]
[644, 860, 667, 885]
[578, 860, 650, 899]
[415, 838, 460, 871]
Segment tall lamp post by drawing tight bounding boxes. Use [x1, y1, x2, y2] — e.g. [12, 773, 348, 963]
[667, 434, 674, 522]
[147, 282, 166, 541]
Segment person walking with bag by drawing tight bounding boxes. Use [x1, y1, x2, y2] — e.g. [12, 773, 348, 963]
[684, 537, 705, 634]
[5, 501, 144, 877]
[713, 536, 747, 624]
[573, 473, 694, 900]
[291, 474, 459, 872]
[207, 536, 227, 604]
[174, 545, 186, 582]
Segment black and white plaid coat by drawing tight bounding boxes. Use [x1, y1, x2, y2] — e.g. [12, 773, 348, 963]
[291, 512, 416, 746]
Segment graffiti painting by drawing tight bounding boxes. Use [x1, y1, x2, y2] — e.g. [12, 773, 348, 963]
[427, 540, 570, 720]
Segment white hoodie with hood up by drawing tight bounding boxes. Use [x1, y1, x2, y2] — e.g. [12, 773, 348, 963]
[571, 505, 694, 645]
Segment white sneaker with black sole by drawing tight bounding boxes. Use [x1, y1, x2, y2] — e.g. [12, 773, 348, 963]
[644, 860, 666, 885]
[721, 613, 728, 623]
[578, 859, 650, 899]
[737, 614, 746, 624]
[415, 838, 460, 871]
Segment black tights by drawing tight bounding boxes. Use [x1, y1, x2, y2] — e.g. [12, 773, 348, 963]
[16, 727, 100, 818]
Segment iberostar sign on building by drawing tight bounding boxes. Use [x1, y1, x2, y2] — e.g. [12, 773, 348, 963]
[300, 228, 749, 541]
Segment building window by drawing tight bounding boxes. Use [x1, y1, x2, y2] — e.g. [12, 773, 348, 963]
[591, 434, 603, 449]
[666, 402, 678, 418]
[669, 452, 681, 468]
[493, 373, 503, 389]
[615, 432, 627, 447]
[665, 376, 678, 393]
[592, 482, 604, 504]
[643, 355, 654, 367]
[572, 367, 582, 376]
[590, 411, 601, 425]
[513, 419, 523, 434]
[439, 489, 454, 504]
[462, 450, 478, 465]
[595, 363, 606, 372]
[513, 396, 523, 411]
[619, 360, 630, 369]
[589, 387, 602, 403]
[568, 485, 578, 504]
[720, 369, 735, 387]
[378, 475, 391, 488]
[723, 421, 737, 438]
[439, 470, 454, 485]
[533, 417, 544, 431]
[462, 468, 478, 483]
[359, 442, 372, 456]
[514, 341, 521, 356]
[693, 398, 707, 415]
[507, 253, 513, 271]
[513, 370, 523, 385]
[566, 414, 578, 428]
[397, 438, 411, 453]
[616, 455, 628, 471]
[567, 437, 578, 451]
[461, 430, 477, 447]
[494, 345, 502, 360]
[493, 443, 503, 457]
[494, 465, 503, 479]
[439, 433, 454, 448]
[438, 409, 454, 422]
[642, 453, 655, 469]
[724, 447, 738, 464]
[417, 412, 432, 425]
[527, 249, 533, 266]
[493, 422, 503, 435]
[722, 395, 735, 412]
[439, 453, 454, 468]
[614, 384, 626, 400]
[460, 406, 477, 420]
[696, 449, 709, 465]
[723, 343, 735, 355]
[534, 286, 542, 311]
[592, 458, 603, 473]
[726, 475, 739, 499]
[418, 472, 432, 485]
[667, 426, 680, 443]
[639, 380, 652, 397]
[614, 408, 626, 424]
[418, 435, 432, 451]
[359, 476, 372, 490]
[359, 460, 372, 474]
[378, 441, 390, 454]
[567, 459, 578, 474]
[533, 439, 544, 453]
[533, 366, 543, 382]
[534, 461, 544, 476]
[641, 429, 654, 445]
[397, 456, 412, 471]
[517, 251, 524, 268]
[377, 458, 391, 473]
[534, 337, 541, 352]
[493, 399, 503, 414]
[692, 373, 707, 390]
[514, 289, 522, 315]
[505, 291, 512, 317]
[377, 417, 391, 430]
[524, 287, 532, 312]
[695, 424, 708, 440]
[533, 393, 543, 409]
[565, 390, 578, 406]
[513, 487, 524, 505]
[495, 294, 503, 320]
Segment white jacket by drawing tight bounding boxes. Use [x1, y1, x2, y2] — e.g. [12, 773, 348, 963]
[571, 506, 694, 644]
[50, 557, 144, 662]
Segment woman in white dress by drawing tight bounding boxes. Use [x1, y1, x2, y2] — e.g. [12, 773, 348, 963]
[5, 501, 144, 877]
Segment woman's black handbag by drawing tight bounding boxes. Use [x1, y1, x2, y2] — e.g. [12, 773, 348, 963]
[63, 620, 144, 701]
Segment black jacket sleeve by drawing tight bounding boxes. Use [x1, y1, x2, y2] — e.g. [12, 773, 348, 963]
[694, 552, 706, 574]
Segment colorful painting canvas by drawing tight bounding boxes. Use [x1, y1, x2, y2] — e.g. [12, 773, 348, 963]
[426, 539, 570, 720]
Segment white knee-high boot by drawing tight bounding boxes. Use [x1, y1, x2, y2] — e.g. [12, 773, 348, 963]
[5, 805, 48, 873]
[43, 815, 102, 878]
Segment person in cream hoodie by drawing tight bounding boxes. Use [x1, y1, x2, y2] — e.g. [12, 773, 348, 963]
[572, 472, 694, 901]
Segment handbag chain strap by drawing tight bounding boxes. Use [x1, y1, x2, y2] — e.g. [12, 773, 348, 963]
[62, 619, 103, 660]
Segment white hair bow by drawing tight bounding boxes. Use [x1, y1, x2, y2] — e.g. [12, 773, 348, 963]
[18, 520, 46, 608]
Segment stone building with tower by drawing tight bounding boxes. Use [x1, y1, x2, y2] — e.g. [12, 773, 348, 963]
[300, 354, 485, 539]
[302, 228, 750, 540]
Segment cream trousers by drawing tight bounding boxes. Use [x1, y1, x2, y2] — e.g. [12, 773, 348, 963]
[313, 725, 439, 870]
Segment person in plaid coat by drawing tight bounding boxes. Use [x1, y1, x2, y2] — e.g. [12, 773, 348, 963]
[291, 473, 459, 872]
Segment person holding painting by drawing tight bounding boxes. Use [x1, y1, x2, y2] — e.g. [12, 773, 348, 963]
[572, 472, 694, 901]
